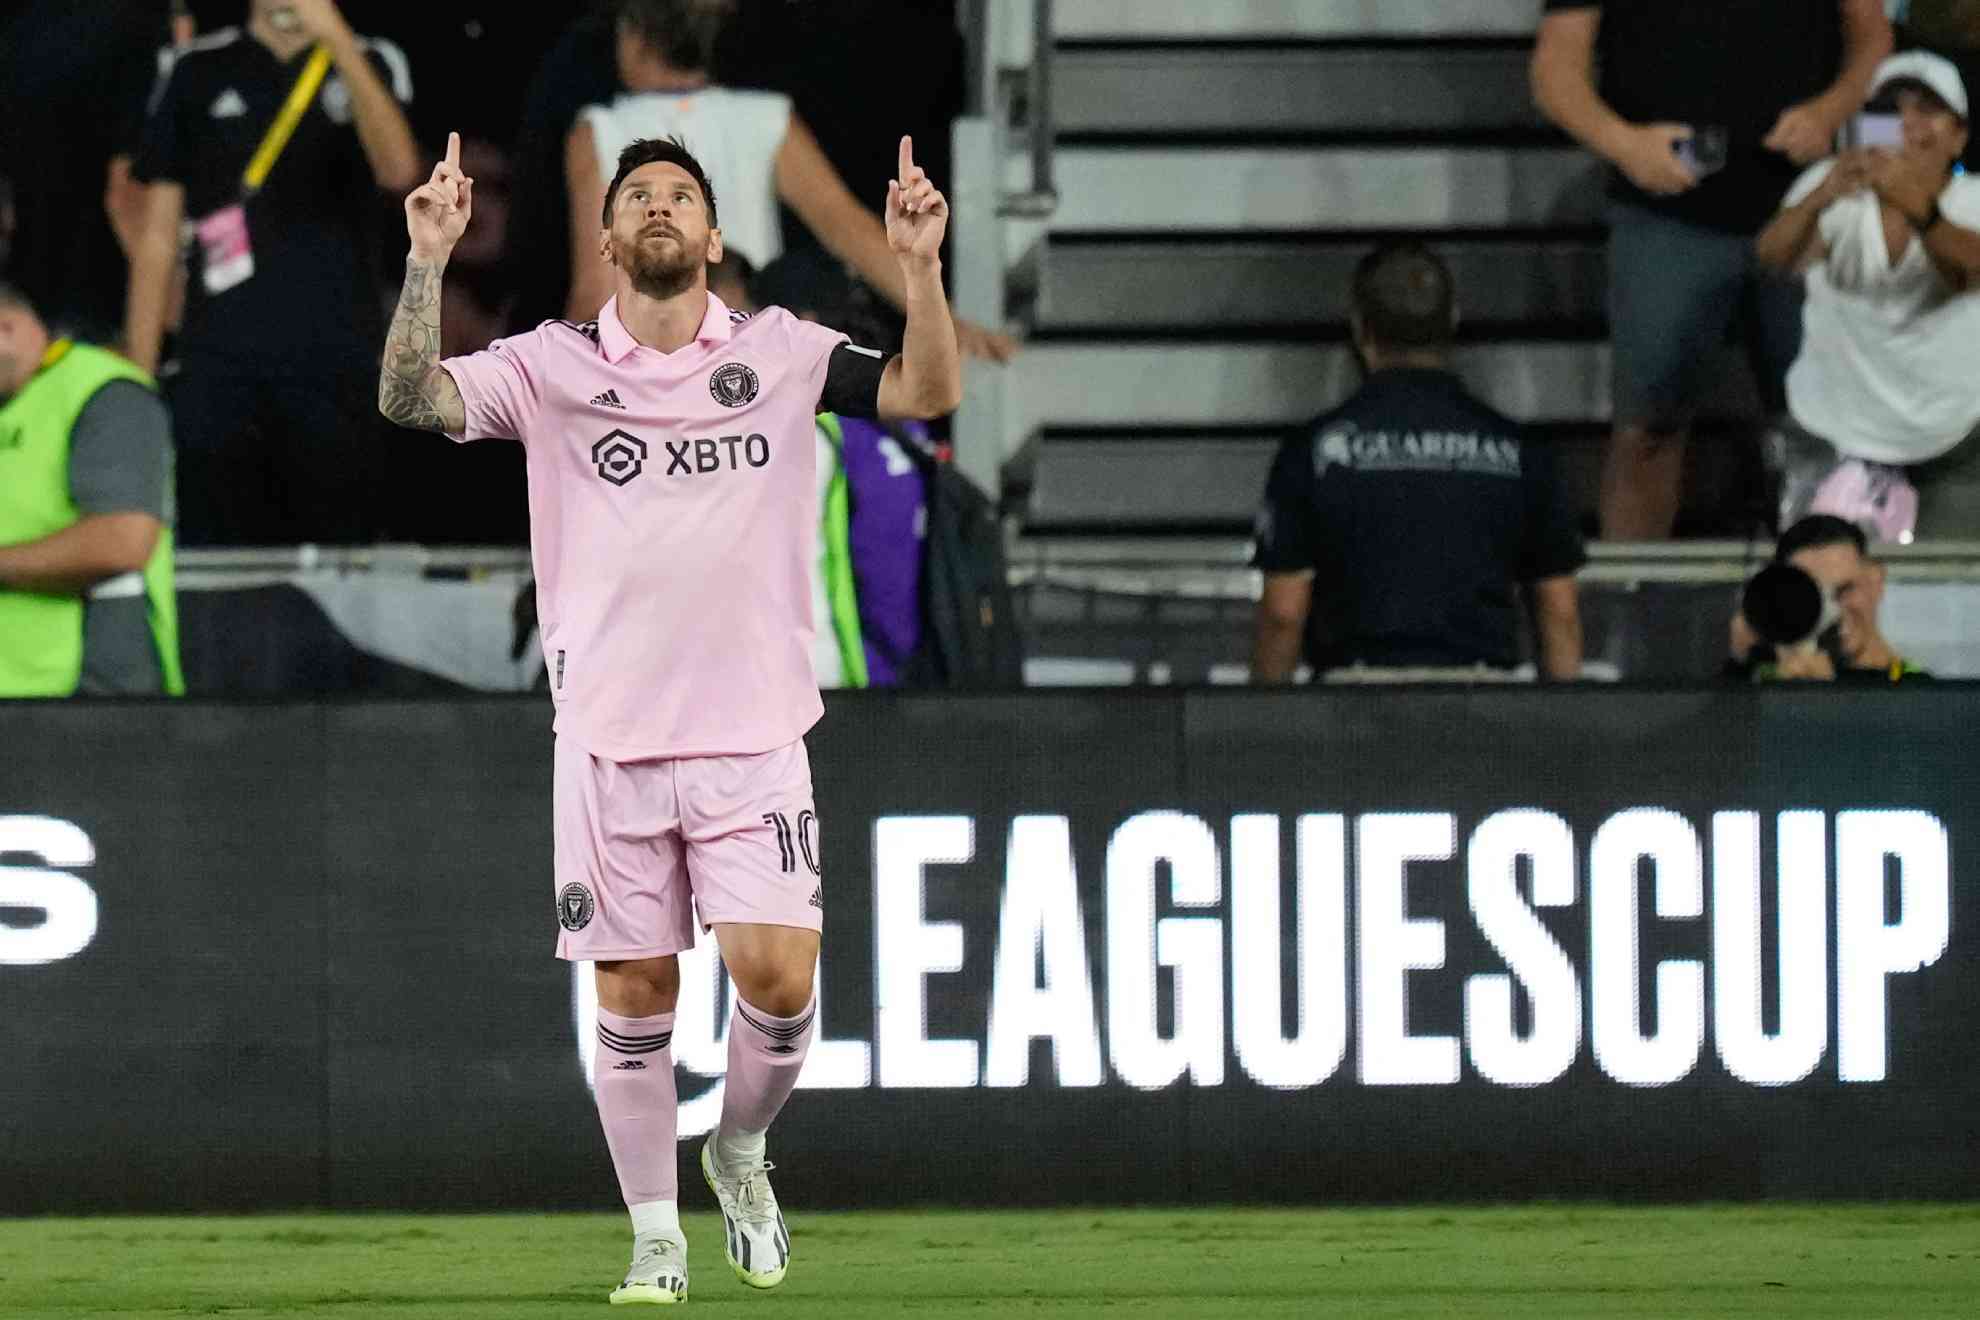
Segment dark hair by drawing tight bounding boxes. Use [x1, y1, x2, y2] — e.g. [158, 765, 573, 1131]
[0, 281, 32, 314]
[617, 0, 734, 73]
[707, 248, 757, 306]
[1350, 242, 1456, 349]
[1875, 78, 1960, 119]
[603, 136, 718, 228]
[1776, 513, 1869, 562]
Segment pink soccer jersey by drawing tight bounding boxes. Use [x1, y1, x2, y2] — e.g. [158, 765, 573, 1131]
[442, 294, 853, 761]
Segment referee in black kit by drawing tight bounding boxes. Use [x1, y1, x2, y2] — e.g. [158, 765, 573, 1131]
[1251, 243, 1586, 684]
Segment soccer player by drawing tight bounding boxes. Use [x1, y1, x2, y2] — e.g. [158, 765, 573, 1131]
[377, 129, 961, 1304]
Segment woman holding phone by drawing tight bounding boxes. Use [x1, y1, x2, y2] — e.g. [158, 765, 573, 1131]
[1757, 52, 1980, 538]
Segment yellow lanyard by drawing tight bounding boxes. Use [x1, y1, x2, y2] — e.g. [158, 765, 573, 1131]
[241, 45, 333, 195]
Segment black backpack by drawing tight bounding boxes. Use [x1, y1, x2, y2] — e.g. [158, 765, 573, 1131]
[905, 449, 1025, 688]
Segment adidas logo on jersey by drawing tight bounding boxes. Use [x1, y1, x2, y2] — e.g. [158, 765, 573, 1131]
[210, 89, 248, 119]
[590, 389, 627, 411]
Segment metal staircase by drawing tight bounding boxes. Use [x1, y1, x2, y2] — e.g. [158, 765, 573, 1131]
[952, 0, 1767, 545]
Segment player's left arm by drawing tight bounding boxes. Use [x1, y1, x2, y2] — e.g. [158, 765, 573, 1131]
[874, 136, 965, 422]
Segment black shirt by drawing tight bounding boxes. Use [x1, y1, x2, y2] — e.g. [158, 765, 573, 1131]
[132, 27, 412, 367]
[1253, 368, 1587, 672]
[1543, 0, 1844, 234]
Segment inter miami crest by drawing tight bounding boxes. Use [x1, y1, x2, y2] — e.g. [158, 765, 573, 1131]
[592, 430, 647, 486]
[557, 882, 595, 932]
[709, 362, 760, 408]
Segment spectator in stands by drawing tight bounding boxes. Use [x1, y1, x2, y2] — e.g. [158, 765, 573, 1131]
[705, 249, 756, 313]
[1531, 0, 1893, 540]
[125, 0, 421, 546]
[751, 251, 930, 689]
[1756, 53, 1980, 538]
[0, 283, 183, 698]
[1250, 245, 1585, 685]
[1728, 514, 1928, 681]
[1899, 1, 1980, 58]
[0, 1, 168, 345]
[565, 0, 1013, 360]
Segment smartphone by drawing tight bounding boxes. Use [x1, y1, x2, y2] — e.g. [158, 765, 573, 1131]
[1849, 112, 1904, 149]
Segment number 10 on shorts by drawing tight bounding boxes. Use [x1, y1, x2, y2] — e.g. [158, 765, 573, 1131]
[764, 810, 821, 877]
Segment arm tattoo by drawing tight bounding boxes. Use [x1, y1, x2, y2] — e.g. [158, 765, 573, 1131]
[378, 258, 466, 433]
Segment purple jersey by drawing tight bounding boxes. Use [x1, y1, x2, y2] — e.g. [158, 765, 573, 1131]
[839, 417, 928, 686]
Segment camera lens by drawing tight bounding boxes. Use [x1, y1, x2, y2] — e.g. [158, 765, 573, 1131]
[1743, 564, 1825, 646]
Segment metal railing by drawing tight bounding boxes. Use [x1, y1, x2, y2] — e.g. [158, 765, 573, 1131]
[960, 0, 1059, 218]
[952, 0, 1060, 498]
[166, 540, 1980, 593]
[1000, 0, 1057, 218]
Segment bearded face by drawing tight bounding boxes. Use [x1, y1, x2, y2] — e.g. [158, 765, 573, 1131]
[603, 163, 721, 301]
[610, 222, 702, 299]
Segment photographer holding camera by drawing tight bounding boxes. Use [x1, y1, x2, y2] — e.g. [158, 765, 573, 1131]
[1728, 514, 1929, 683]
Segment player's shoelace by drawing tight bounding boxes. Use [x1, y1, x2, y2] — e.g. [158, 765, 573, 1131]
[730, 1161, 779, 1226]
[627, 1238, 683, 1282]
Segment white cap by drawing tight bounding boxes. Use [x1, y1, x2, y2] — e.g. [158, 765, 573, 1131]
[1870, 50, 1969, 121]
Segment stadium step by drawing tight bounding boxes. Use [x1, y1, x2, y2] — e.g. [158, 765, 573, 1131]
[962, 0, 1775, 542]
[1012, 430, 1282, 531]
[1048, 146, 1600, 232]
[1030, 234, 1606, 335]
[1000, 341, 1760, 435]
[1010, 421, 1765, 537]
[1053, 42, 1548, 140]
[1055, 0, 1549, 41]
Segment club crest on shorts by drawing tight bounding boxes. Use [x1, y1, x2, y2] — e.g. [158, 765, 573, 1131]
[709, 362, 760, 408]
[557, 882, 595, 932]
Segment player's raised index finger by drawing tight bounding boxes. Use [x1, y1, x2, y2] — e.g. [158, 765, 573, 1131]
[898, 135, 914, 181]
[445, 131, 461, 170]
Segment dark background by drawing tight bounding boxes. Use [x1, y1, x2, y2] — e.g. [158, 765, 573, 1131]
[1, 688, 1975, 1213]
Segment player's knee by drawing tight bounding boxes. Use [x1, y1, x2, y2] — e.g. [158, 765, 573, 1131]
[733, 960, 814, 1018]
[595, 956, 681, 1017]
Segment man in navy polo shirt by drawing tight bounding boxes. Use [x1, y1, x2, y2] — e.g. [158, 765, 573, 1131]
[1251, 245, 1585, 684]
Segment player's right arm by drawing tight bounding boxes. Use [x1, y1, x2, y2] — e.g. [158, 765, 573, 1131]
[379, 132, 474, 434]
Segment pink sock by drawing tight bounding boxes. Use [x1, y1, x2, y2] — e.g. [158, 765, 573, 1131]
[593, 1009, 679, 1205]
[715, 998, 815, 1168]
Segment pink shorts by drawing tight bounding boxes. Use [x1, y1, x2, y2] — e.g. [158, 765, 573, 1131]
[551, 735, 823, 961]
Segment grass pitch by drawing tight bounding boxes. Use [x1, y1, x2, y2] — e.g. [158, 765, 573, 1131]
[2, 1204, 1976, 1318]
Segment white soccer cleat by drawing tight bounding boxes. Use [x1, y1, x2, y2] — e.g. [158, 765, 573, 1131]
[609, 1235, 688, 1306]
[700, 1138, 791, 1289]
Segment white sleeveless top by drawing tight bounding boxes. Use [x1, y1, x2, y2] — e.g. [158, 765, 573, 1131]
[583, 87, 794, 270]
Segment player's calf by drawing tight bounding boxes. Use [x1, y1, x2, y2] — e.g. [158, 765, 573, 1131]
[702, 988, 815, 1290]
